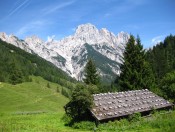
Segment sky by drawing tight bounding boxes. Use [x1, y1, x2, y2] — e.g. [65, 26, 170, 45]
[0, 0, 175, 48]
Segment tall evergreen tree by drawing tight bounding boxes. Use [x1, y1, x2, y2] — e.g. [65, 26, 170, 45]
[146, 35, 175, 84]
[83, 59, 99, 85]
[118, 35, 155, 91]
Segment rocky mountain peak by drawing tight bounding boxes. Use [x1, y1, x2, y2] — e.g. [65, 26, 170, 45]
[0, 32, 8, 41]
[0, 23, 130, 81]
[116, 31, 130, 45]
[100, 28, 110, 34]
[75, 23, 98, 35]
[25, 35, 44, 45]
[74, 23, 100, 44]
[0, 32, 19, 44]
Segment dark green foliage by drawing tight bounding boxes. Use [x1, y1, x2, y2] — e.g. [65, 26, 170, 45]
[47, 82, 51, 88]
[0, 39, 75, 85]
[118, 35, 155, 91]
[64, 84, 93, 121]
[146, 35, 175, 84]
[86, 84, 99, 94]
[98, 83, 117, 93]
[72, 121, 95, 130]
[85, 44, 120, 83]
[61, 114, 73, 126]
[28, 77, 32, 82]
[128, 112, 141, 122]
[61, 88, 70, 98]
[56, 86, 60, 93]
[72, 43, 120, 83]
[161, 71, 175, 102]
[146, 35, 175, 97]
[83, 59, 100, 85]
[8, 62, 24, 85]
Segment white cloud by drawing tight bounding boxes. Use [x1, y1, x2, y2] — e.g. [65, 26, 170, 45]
[43, 1, 76, 15]
[7, 0, 30, 17]
[16, 20, 49, 37]
[151, 35, 164, 45]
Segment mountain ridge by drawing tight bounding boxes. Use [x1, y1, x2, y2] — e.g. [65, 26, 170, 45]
[0, 23, 130, 82]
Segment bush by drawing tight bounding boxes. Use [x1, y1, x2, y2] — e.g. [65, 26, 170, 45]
[61, 114, 72, 126]
[128, 112, 141, 122]
[72, 121, 95, 130]
[47, 82, 50, 88]
[98, 119, 129, 131]
[56, 86, 59, 93]
[64, 84, 93, 120]
[61, 88, 70, 98]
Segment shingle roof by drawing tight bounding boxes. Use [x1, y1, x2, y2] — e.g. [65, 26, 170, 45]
[90, 89, 173, 121]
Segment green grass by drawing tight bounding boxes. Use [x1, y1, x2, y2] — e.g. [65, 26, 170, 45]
[0, 76, 89, 132]
[0, 76, 68, 113]
[0, 77, 174, 132]
[0, 113, 90, 132]
[100, 111, 175, 132]
[72, 111, 175, 132]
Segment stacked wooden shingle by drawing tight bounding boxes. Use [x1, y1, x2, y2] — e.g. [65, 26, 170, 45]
[91, 89, 173, 121]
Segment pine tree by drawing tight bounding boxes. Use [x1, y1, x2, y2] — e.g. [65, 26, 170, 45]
[118, 35, 155, 91]
[83, 59, 99, 85]
[146, 35, 175, 84]
[9, 62, 24, 85]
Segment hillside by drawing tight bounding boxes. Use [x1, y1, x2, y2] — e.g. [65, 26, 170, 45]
[0, 76, 174, 132]
[0, 24, 130, 82]
[0, 76, 69, 113]
[0, 76, 90, 132]
[72, 43, 121, 82]
[0, 39, 75, 86]
[146, 35, 175, 83]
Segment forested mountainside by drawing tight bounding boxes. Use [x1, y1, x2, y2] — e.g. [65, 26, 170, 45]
[146, 35, 175, 83]
[0, 39, 75, 86]
[145, 35, 175, 101]
[0, 23, 129, 83]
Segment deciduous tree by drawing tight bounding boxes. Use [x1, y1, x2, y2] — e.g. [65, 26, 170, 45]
[64, 84, 93, 120]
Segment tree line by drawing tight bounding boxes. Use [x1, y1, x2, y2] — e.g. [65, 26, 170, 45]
[64, 34, 175, 123]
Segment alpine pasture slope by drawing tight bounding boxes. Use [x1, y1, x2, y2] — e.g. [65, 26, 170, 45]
[0, 76, 89, 132]
[0, 76, 175, 132]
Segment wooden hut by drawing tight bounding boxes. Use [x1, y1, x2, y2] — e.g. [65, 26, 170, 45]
[90, 89, 173, 122]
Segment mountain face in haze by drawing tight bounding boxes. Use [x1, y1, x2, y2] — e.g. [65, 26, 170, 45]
[0, 23, 129, 82]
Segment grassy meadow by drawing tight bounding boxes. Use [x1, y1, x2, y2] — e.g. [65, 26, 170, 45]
[0, 76, 174, 132]
[0, 76, 89, 132]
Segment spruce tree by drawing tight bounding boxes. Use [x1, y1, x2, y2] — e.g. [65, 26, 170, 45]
[83, 58, 99, 85]
[118, 35, 155, 91]
[146, 35, 175, 84]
